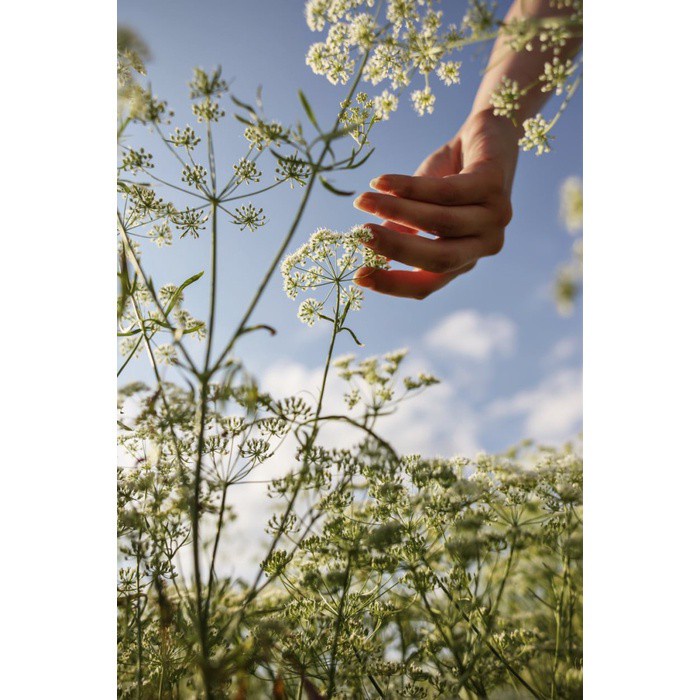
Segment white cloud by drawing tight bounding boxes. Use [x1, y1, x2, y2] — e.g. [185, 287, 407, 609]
[486, 368, 582, 443]
[217, 355, 483, 580]
[545, 336, 579, 365]
[424, 309, 516, 361]
[261, 359, 325, 402]
[259, 355, 482, 457]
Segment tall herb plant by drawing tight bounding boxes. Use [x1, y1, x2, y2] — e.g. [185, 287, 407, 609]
[117, 2, 583, 697]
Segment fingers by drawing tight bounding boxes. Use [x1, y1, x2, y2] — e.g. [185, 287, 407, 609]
[363, 223, 499, 274]
[369, 171, 499, 206]
[354, 265, 476, 300]
[354, 191, 494, 238]
[378, 219, 417, 236]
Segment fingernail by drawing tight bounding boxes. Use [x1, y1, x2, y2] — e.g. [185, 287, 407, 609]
[353, 195, 364, 210]
[369, 177, 382, 190]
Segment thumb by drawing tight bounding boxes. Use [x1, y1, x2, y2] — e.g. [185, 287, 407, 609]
[413, 140, 460, 178]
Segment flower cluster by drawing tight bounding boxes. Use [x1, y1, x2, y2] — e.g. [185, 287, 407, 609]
[232, 157, 262, 185]
[305, 0, 499, 117]
[410, 85, 436, 116]
[275, 153, 311, 188]
[148, 222, 172, 248]
[232, 203, 267, 232]
[335, 348, 439, 410]
[188, 66, 228, 99]
[373, 89, 399, 120]
[243, 118, 288, 151]
[169, 125, 201, 150]
[181, 163, 207, 187]
[489, 76, 526, 120]
[436, 59, 461, 86]
[538, 18, 578, 55]
[305, 0, 582, 145]
[192, 96, 225, 123]
[555, 176, 583, 315]
[540, 57, 576, 95]
[560, 176, 583, 233]
[120, 147, 153, 173]
[281, 225, 388, 326]
[518, 114, 553, 155]
[172, 206, 209, 238]
[339, 92, 376, 143]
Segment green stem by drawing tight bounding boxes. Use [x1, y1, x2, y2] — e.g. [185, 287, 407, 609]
[430, 564, 546, 700]
[210, 49, 371, 375]
[327, 554, 353, 697]
[135, 539, 143, 700]
[117, 211, 199, 373]
[189, 198, 219, 699]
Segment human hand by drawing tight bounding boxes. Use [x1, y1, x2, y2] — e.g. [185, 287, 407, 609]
[353, 109, 520, 299]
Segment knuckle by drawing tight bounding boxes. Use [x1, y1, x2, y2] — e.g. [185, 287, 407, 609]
[483, 163, 506, 192]
[377, 236, 398, 260]
[381, 197, 401, 219]
[397, 179, 415, 199]
[439, 179, 462, 205]
[426, 247, 457, 274]
[428, 209, 457, 236]
[494, 197, 513, 227]
[487, 178, 504, 197]
[484, 232, 505, 256]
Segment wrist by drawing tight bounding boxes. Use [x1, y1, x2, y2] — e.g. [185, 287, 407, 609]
[458, 109, 520, 190]
[461, 108, 520, 146]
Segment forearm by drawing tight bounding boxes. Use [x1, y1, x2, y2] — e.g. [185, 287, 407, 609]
[470, 0, 583, 120]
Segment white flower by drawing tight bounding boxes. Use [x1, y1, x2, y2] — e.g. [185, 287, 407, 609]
[490, 77, 525, 119]
[281, 225, 388, 326]
[298, 298, 324, 326]
[540, 58, 576, 95]
[373, 90, 399, 121]
[436, 61, 461, 86]
[232, 158, 262, 185]
[155, 344, 178, 365]
[232, 204, 267, 232]
[559, 176, 583, 233]
[341, 284, 364, 310]
[148, 223, 172, 247]
[305, 0, 330, 31]
[410, 86, 435, 116]
[519, 114, 553, 155]
[348, 13, 376, 49]
[181, 163, 207, 186]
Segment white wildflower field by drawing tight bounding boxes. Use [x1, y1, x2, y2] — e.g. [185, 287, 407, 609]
[117, 2, 583, 697]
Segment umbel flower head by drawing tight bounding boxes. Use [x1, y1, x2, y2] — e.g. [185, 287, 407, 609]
[490, 76, 526, 120]
[519, 114, 553, 155]
[281, 225, 388, 326]
[304, 0, 492, 118]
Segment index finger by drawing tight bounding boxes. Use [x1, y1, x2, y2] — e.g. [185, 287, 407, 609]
[369, 172, 497, 206]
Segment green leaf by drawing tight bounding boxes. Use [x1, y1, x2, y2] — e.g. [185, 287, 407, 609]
[298, 90, 321, 133]
[230, 93, 256, 114]
[339, 326, 364, 346]
[239, 324, 277, 337]
[346, 147, 375, 170]
[233, 113, 254, 127]
[164, 270, 204, 317]
[319, 176, 355, 197]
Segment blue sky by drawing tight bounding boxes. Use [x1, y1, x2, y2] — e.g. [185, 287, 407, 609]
[118, 0, 582, 457]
